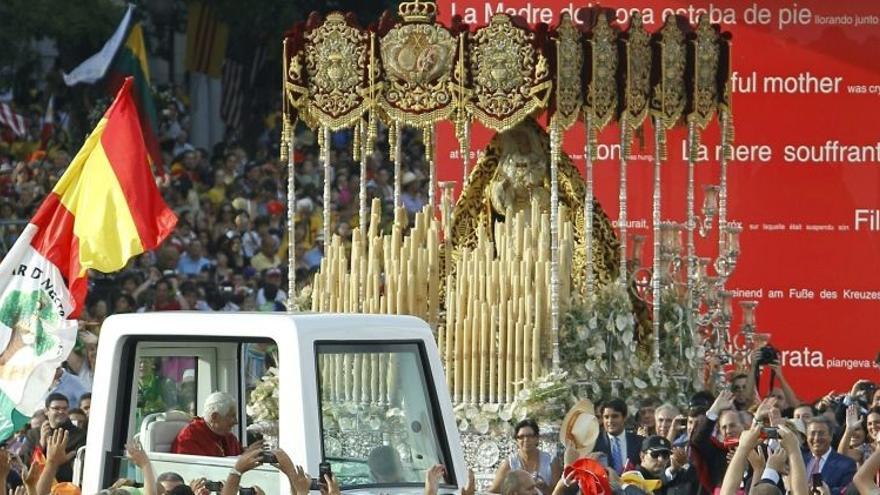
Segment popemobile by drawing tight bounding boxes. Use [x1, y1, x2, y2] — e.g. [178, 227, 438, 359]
[78, 312, 468, 495]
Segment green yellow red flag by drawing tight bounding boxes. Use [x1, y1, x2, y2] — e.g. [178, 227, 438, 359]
[0, 77, 177, 441]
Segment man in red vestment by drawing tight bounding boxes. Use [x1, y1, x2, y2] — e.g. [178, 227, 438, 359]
[172, 391, 242, 456]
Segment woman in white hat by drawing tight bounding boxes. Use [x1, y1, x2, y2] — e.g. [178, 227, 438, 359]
[489, 418, 561, 495]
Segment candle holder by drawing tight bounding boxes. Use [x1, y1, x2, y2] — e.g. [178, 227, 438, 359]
[739, 301, 758, 333]
[697, 185, 720, 237]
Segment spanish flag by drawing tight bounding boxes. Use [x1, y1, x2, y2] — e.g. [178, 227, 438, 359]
[0, 78, 176, 441]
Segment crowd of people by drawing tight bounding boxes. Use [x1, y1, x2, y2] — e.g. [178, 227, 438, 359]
[1, 83, 433, 317]
[486, 367, 880, 495]
[4, 365, 880, 494]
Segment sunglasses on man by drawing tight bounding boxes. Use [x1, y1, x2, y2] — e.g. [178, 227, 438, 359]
[647, 449, 671, 459]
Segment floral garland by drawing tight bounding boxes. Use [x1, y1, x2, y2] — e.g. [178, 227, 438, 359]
[455, 370, 576, 435]
[291, 285, 314, 312]
[246, 367, 279, 422]
[559, 281, 700, 411]
[658, 289, 703, 388]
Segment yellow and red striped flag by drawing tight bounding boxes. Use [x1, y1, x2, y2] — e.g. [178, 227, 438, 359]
[0, 77, 177, 440]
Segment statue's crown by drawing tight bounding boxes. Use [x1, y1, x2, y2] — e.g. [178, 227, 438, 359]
[398, 0, 436, 22]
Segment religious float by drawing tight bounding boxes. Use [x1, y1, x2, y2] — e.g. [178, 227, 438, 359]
[271, 0, 764, 483]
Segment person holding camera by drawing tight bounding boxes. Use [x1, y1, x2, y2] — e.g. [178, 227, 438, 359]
[219, 447, 331, 495]
[833, 380, 879, 426]
[720, 423, 809, 495]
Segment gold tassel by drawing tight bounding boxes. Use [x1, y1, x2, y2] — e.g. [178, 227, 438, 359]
[422, 126, 433, 165]
[353, 120, 361, 162]
[388, 120, 397, 160]
[657, 129, 668, 161]
[588, 123, 598, 159]
[689, 125, 702, 162]
[622, 125, 633, 158]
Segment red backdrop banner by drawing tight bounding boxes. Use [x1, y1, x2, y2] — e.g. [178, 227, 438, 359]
[432, 0, 880, 399]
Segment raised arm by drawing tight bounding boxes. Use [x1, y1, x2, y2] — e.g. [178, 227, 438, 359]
[769, 363, 802, 408]
[273, 449, 311, 495]
[126, 440, 157, 495]
[37, 429, 68, 495]
[488, 459, 511, 493]
[838, 405, 862, 455]
[719, 424, 762, 495]
[221, 447, 262, 495]
[854, 448, 880, 494]
[779, 425, 809, 495]
[693, 391, 733, 448]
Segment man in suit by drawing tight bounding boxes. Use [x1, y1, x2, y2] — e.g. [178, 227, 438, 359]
[690, 391, 745, 494]
[803, 417, 857, 494]
[592, 398, 644, 474]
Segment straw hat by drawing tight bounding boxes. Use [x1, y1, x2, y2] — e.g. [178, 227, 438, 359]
[560, 399, 600, 455]
[619, 471, 662, 493]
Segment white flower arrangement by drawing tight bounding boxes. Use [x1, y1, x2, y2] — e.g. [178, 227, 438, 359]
[559, 281, 700, 409]
[246, 367, 279, 422]
[455, 370, 576, 434]
[291, 285, 313, 312]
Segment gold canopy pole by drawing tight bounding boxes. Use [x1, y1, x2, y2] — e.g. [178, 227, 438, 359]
[287, 123, 297, 311]
[651, 117, 662, 364]
[391, 121, 402, 208]
[456, 32, 470, 186]
[360, 119, 369, 236]
[549, 119, 561, 371]
[718, 109, 730, 265]
[584, 115, 594, 292]
[426, 125, 436, 210]
[283, 38, 297, 312]
[322, 126, 332, 244]
[618, 114, 628, 285]
[362, 32, 376, 235]
[686, 120, 697, 345]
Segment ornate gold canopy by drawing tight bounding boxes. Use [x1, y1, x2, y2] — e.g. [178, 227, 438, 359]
[377, 1, 458, 126]
[282, 4, 733, 155]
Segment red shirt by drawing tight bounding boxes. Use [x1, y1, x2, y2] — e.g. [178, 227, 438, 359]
[171, 417, 242, 457]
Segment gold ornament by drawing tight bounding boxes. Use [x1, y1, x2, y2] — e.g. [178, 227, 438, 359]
[622, 12, 652, 157]
[585, 12, 618, 153]
[552, 13, 583, 131]
[688, 15, 720, 158]
[379, 19, 456, 125]
[718, 32, 735, 160]
[304, 13, 370, 130]
[650, 14, 687, 160]
[468, 14, 551, 132]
